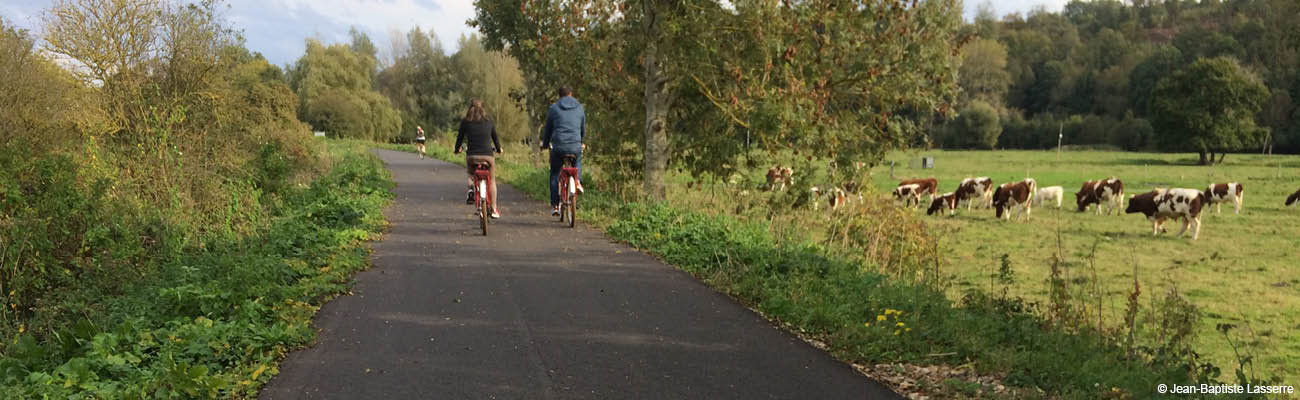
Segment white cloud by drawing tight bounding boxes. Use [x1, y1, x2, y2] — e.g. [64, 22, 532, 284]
[227, 0, 478, 65]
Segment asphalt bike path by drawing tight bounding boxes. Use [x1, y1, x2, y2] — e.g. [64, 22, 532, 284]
[260, 149, 900, 399]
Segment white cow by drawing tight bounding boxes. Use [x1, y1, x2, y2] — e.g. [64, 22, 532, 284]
[1035, 186, 1064, 209]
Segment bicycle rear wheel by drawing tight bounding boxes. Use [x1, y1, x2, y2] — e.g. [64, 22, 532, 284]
[559, 183, 568, 222]
[568, 194, 577, 228]
[479, 181, 489, 236]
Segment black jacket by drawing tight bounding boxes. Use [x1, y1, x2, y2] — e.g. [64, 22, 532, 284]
[455, 120, 501, 156]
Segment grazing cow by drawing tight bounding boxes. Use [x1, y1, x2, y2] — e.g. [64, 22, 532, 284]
[1075, 178, 1125, 215]
[1124, 188, 1206, 240]
[893, 184, 924, 208]
[897, 178, 938, 203]
[1203, 183, 1244, 214]
[1288, 187, 1300, 208]
[766, 166, 795, 191]
[992, 181, 1034, 221]
[1035, 186, 1064, 209]
[955, 177, 994, 210]
[926, 192, 959, 216]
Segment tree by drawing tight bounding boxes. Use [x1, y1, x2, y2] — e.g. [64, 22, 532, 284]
[289, 39, 402, 141]
[450, 34, 530, 143]
[1129, 45, 1182, 117]
[953, 101, 1001, 149]
[1149, 57, 1269, 164]
[475, 0, 966, 199]
[959, 38, 1011, 107]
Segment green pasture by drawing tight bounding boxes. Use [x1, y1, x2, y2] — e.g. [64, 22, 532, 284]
[872, 150, 1300, 382]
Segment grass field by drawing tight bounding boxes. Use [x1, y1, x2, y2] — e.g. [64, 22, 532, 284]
[475, 144, 1300, 382]
[863, 150, 1300, 382]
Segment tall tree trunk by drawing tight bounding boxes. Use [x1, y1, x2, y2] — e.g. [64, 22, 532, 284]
[1218, 152, 1226, 164]
[642, 0, 670, 201]
[1198, 150, 1208, 165]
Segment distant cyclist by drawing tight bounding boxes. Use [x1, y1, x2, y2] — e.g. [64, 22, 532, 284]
[540, 86, 585, 216]
[415, 125, 427, 159]
[454, 99, 503, 219]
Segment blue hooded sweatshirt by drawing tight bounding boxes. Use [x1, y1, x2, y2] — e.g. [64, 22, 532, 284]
[541, 96, 585, 153]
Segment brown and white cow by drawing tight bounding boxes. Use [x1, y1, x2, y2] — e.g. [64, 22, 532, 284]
[1124, 188, 1206, 240]
[1021, 178, 1038, 206]
[1288, 187, 1300, 208]
[992, 181, 1034, 221]
[766, 166, 794, 191]
[955, 177, 994, 210]
[926, 192, 959, 216]
[1203, 183, 1244, 214]
[1075, 178, 1124, 215]
[893, 184, 924, 208]
[895, 178, 938, 206]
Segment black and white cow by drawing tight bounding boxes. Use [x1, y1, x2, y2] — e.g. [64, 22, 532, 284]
[1124, 188, 1206, 240]
[1204, 183, 1244, 214]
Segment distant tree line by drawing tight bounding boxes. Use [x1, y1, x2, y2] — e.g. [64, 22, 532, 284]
[285, 28, 529, 144]
[934, 0, 1298, 163]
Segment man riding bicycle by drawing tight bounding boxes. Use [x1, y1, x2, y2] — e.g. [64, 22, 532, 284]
[540, 86, 585, 216]
[455, 99, 503, 219]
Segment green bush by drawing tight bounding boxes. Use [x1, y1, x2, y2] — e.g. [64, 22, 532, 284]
[0, 141, 391, 398]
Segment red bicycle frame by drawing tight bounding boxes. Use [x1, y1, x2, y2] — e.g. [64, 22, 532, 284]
[472, 162, 492, 235]
[558, 155, 579, 227]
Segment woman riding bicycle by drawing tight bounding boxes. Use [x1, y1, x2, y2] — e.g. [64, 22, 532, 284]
[454, 99, 503, 219]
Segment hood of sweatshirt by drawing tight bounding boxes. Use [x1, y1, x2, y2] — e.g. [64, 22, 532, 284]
[557, 96, 581, 110]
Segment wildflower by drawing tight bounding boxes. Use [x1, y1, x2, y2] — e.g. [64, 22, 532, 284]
[863, 323, 871, 328]
[894, 330, 900, 335]
[896, 322, 905, 327]
[905, 328, 912, 332]
[876, 315, 886, 322]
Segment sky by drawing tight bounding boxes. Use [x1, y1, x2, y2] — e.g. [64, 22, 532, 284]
[2, 0, 1070, 68]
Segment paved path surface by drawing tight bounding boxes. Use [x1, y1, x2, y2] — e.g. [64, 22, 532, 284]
[260, 149, 899, 399]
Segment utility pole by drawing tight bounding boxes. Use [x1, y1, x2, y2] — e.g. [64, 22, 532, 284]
[1056, 123, 1063, 162]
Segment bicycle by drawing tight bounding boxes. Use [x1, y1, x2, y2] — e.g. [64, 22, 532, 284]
[558, 154, 579, 228]
[470, 161, 492, 235]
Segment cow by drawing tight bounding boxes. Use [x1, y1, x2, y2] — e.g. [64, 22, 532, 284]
[1020, 178, 1038, 207]
[893, 184, 925, 208]
[1288, 187, 1300, 208]
[1076, 178, 1124, 215]
[896, 178, 938, 204]
[1124, 188, 1206, 240]
[811, 186, 853, 211]
[766, 166, 794, 191]
[926, 192, 959, 216]
[1035, 186, 1064, 209]
[1203, 183, 1244, 214]
[955, 177, 994, 210]
[992, 181, 1034, 221]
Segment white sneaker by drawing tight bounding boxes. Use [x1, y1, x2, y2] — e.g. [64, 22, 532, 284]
[551, 207, 560, 216]
[490, 209, 500, 219]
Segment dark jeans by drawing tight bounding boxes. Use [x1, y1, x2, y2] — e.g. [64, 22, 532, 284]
[549, 150, 582, 207]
